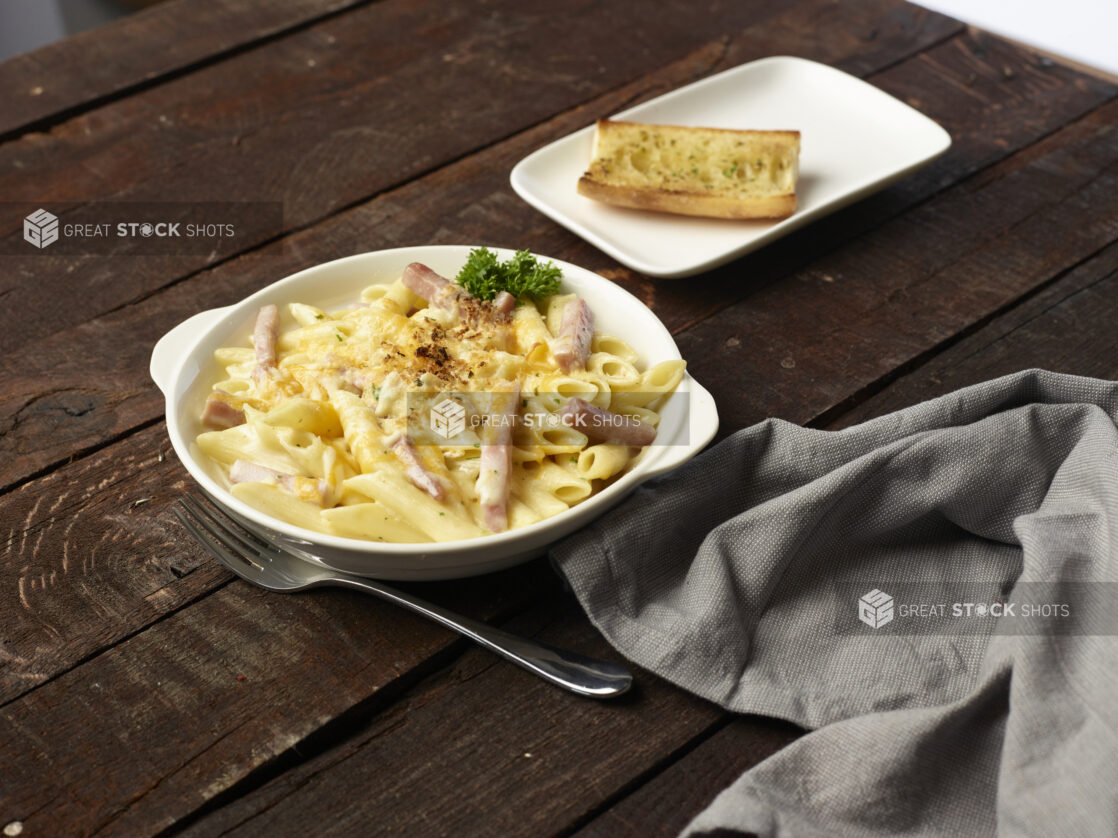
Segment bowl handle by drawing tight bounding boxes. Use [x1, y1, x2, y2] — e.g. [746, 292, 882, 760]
[150, 306, 232, 395]
[640, 376, 720, 480]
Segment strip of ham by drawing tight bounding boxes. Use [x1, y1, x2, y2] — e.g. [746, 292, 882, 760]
[559, 398, 656, 446]
[492, 290, 516, 319]
[550, 299, 593, 373]
[402, 263, 463, 313]
[201, 392, 245, 429]
[477, 382, 520, 533]
[252, 304, 280, 383]
[229, 459, 334, 506]
[390, 435, 445, 501]
[401, 262, 515, 324]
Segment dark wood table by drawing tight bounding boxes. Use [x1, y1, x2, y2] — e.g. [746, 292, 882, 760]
[2, 0, 1116, 834]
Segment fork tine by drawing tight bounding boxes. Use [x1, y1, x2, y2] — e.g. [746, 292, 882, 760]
[174, 503, 264, 573]
[181, 495, 272, 566]
[184, 493, 276, 553]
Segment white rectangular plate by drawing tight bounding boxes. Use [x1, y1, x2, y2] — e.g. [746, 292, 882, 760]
[510, 56, 951, 278]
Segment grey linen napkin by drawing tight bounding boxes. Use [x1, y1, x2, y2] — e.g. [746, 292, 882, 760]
[550, 369, 1118, 837]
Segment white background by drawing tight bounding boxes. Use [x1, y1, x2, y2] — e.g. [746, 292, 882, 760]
[917, 0, 1118, 78]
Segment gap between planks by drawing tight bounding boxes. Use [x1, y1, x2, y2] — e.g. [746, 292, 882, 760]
[805, 189, 1118, 432]
[0, 0, 387, 145]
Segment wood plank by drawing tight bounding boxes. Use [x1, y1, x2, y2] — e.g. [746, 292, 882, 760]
[676, 93, 1118, 435]
[573, 717, 803, 838]
[0, 26, 1099, 497]
[990, 31, 1118, 88]
[0, 555, 555, 836]
[0, 424, 224, 705]
[2, 22, 1110, 799]
[826, 238, 1118, 429]
[0, 0, 376, 139]
[0, 0, 818, 354]
[178, 596, 724, 838]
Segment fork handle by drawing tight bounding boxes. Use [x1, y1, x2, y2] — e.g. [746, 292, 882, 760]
[330, 577, 633, 698]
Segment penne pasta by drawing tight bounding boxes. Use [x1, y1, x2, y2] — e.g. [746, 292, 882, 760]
[576, 444, 631, 481]
[195, 262, 685, 543]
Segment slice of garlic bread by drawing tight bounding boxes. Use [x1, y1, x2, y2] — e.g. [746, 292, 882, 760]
[577, 119, 800, 220]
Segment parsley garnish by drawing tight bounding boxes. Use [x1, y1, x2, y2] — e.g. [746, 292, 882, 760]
[455, 247, 562, 301]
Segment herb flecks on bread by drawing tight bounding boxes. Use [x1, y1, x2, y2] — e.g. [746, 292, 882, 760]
[577, 119, 800, 220]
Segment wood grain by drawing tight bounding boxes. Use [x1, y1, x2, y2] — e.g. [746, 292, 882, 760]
[0, 424, 223, 704]
[0, 576, 537, 836]
[0, 27, 1101, 496]
[827, 238, 1118, 429]
[0, 0, 815, 354]
[0, 0, 377, 139]
[179, 597, 724, 838]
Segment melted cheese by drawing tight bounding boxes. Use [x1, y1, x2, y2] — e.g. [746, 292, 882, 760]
[197, 274, 685, 543]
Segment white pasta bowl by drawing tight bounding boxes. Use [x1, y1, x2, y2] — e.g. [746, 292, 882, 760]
[150, 245, 718, 579]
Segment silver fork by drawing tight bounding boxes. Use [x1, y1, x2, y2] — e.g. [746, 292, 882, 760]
[173, 495, 632, 698]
